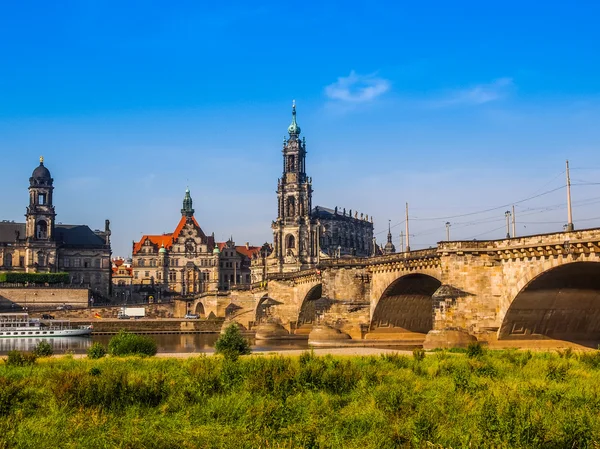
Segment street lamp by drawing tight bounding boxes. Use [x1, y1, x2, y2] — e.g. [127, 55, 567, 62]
[505, 211, 511, 239]
[445, 222, 451, 241]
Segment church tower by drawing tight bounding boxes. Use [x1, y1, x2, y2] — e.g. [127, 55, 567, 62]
[25, 157, 57, 271]
[271, 103, 318, 272]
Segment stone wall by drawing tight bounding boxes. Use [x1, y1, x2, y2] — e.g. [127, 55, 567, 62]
[29, 302, 174, 319]
[0, 287, 89, 310]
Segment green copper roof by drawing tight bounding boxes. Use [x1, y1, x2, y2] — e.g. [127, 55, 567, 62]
[213, 244, 220, 254]
[159, 244, 167, 254]
[287, 102, 301, 136]
[181, 188, 194, 217]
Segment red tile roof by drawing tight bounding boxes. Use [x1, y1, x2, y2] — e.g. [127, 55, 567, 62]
[133, 216, 214, 255]
[217, 242, 261, 259]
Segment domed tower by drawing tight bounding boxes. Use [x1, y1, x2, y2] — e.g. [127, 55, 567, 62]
[25, 157, 58, 271]
[26, 157, 56, 242]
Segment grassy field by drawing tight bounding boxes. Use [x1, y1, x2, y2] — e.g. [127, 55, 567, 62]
[2, 348, 600, 448]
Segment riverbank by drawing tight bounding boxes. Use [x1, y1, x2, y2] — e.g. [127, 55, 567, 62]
[2, 349, 600, 447]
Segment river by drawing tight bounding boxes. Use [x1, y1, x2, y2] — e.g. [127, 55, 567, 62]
[0, 334, 310, 355]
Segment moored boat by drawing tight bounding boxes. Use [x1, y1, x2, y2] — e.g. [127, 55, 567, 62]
[0, 313, 92, 338]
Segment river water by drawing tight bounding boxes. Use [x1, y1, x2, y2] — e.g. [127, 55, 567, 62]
[0, 334, 310, 355]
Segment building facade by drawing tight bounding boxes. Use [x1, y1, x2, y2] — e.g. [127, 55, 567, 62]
[132, 189, 260, 296]
[259, 104, 374, 277]
[0, 158, 112, 297]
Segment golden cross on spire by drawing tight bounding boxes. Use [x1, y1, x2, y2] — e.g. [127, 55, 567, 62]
[39, 155, 44, 163]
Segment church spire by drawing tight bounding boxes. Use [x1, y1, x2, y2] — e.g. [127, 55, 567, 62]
[287, 100, 301, 137]
[383, 220, 396, 254]
[181, 188, 194, 217]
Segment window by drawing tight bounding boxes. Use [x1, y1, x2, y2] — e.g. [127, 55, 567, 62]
[134, 272, 139, 279]
[19, 256, 24, 267]
[286, 234, 295, 249]
[38, 193, 46, 205]
[84, 260, 89, 268]
[138, 259, 145, 267]
[3, 252, 12, 267]
[63, 258, 70, 268]
[36, 220, 48, 239]
[145, 271, 150, 277]
[74, 258, 81, 267]
[37, 252, 45, 267]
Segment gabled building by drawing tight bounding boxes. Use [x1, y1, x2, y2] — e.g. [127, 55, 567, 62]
[132, 189, 260, 295]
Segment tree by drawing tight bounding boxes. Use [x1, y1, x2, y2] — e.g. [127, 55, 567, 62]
[215, 324, 251, 361]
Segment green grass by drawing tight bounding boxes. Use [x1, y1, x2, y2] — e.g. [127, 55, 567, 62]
[2, 350, 600, 448]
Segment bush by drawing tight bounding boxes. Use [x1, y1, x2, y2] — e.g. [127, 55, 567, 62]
[108, 331, 157, 357]
[87, 342, 107, 359]
[4, 350, 37, 366]
[467, 341, 484, 358]
[215, 324, 251, 361]
[412, 348, 426, 362]
[32, 340, 53, 357]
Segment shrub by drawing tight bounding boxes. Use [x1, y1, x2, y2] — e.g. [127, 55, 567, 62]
[4, 350, 37, 366]
[412, 348, 426, 362]
[32, 340, 53, 357]
[87, 342, 107, 359]
[108, 331, 157, 357]
[0, 272, 69, 284]
[215, 324, 251, 361]
[467, 341, 484, 358]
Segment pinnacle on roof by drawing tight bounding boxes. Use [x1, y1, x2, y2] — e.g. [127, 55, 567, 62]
[287, 100, 301, 137]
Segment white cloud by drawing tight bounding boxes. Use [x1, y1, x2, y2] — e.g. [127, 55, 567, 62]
[325, 70, 390, 103]
[431, 77, 514, 108]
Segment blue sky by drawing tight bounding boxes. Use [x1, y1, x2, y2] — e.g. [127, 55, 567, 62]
[1, 1, 600, 256]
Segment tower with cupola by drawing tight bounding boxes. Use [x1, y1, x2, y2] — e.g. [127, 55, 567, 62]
[271, 102, 318, 272]
[25, 156, 58, 271]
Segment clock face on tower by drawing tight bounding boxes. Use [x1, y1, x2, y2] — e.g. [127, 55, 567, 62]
[286, 172, 297, 183]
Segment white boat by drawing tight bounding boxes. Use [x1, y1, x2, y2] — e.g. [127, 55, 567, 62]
[0, 313, 93, 338]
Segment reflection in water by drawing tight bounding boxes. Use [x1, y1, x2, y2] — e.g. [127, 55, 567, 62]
[0, 334, 310, 355]
[0, 336, 93, 354]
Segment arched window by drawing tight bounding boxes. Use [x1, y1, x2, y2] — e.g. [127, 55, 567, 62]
[36, 220, 48, 239]
[286, 234, 295, 249]
[287, 197, 296, 217]
[37, 252, 45, 267]
[287, 155, 295, 172]
[3, 252, 12, 267]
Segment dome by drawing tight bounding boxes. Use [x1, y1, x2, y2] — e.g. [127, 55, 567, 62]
[287, 103, 301, 136]
[31, 157, 52, 181]
[159, 244, 167, 254]
[213, 244, 220, 255]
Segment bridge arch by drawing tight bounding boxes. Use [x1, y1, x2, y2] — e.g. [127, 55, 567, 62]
[370, 273, 441, 333]
[297, 284, 324, 326]
[499, 261, 600, 342]
[194, 301, 205, 317]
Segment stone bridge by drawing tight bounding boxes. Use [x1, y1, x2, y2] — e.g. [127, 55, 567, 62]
[250, 228, 600, 345]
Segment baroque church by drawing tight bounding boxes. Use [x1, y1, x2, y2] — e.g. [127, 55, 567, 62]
[256, 104, 374, 278]
[131, 189, 260, 296]
[0, 158, 113, 296]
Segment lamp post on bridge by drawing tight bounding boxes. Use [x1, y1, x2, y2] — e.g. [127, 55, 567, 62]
[445, 222, 451, 241]
[505, 210, 512, 239]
